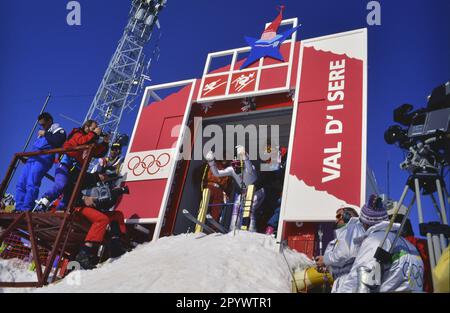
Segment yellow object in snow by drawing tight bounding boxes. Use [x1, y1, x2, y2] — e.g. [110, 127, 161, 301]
[0, 242, 6, 254]
[29, 261, 36, 272]
[195, 188, 211, 233]
[291, 267, 333, 293]
[433, 246, 450, 293]
[240, 184, 254, 231]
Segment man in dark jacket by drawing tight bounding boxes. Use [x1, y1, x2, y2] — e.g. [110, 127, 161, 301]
[15, 112, 66, 211]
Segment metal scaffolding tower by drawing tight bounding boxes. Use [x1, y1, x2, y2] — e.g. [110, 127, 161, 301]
[85, 0, 167, 143]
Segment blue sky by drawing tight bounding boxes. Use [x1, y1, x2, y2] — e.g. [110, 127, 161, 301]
[0, 0, 449, 235]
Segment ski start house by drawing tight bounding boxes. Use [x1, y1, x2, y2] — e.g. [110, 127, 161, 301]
[117, 9, 374, 257]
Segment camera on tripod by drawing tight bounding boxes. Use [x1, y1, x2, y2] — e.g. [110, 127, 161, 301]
[371, 83, 450, 288]
[93, 185, 130, 212]
[384, 82, 450, 175]
[82, 181, 130, 212]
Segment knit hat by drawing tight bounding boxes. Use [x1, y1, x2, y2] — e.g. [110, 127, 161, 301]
[359, 194, 389, 226]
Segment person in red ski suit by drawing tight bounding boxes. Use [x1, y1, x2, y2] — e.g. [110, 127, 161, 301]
[74, 193, 128, 270]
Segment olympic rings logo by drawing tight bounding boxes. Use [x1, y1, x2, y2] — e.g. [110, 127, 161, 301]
[402, 260, 424, 288]
[127, 153, 171, 176]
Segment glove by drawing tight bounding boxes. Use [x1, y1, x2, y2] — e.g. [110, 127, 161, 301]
[205, 151, 215, 162]
[33, 197, 50, 212]
[236, 145, 246, 159]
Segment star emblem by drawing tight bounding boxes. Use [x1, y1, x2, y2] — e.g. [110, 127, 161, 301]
[240, 7, 301, 70]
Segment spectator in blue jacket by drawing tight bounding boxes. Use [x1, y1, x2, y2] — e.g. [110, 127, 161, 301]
[15, 112, 66, 211]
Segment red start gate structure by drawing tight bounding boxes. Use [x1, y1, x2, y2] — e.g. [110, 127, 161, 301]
[115, 16, 369, 256]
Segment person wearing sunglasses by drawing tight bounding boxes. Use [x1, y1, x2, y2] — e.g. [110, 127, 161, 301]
[315, 206, 364, 292]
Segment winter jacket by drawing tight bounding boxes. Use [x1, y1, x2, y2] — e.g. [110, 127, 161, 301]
[63, 128, 108, 165]
[323, 217, 366, 292]
[341, 221, 424, 293]
[30, 123, 66, 166]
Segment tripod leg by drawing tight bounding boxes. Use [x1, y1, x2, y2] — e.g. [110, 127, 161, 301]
[414, 178, 436, 270]
[430, 193, 444, 223]
[379, 185, 409, 252]
[431, 235, 442, 262]
[440, 181, 450, 206]
[435, 179, 448, 253]
[389, 196, 415, 254]
[435, 179, 448, 225]
[429, 193, 447, 254]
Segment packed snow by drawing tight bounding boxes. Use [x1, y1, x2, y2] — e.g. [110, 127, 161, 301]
[1, 231, 313, 293]
[0, 258, 37, 286]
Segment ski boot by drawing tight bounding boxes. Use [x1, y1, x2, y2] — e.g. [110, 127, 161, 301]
[33, 197, 50, 212]
[109, 237, 126, 258]
[75, 245, 97, 270]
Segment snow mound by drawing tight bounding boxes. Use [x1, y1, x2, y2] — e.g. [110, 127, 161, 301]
[0, 259, 36, 290]
[2, 231, 313, 293]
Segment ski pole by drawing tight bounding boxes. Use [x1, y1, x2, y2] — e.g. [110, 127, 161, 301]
[233, 160, 245, 235]
[318, 225, 323, 256]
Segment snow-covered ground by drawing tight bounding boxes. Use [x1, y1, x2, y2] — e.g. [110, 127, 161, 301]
[1, 231, 313, 293]
[0, 258, 37, 287]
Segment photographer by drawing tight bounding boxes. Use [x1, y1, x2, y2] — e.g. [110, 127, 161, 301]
[74, 183, 129, 270]
[341, 195, 424, 292]
[35, 120, 109, 211]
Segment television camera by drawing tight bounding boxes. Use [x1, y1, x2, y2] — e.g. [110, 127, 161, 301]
[384, 82, 450, 177]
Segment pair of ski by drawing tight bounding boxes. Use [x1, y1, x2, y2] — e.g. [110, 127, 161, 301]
[182, 209, 227, 234]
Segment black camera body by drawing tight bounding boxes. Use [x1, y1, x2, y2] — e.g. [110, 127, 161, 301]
[82, 184, 130, 212]
[384, 82, 450, 175]
[94, 185, 129, 212]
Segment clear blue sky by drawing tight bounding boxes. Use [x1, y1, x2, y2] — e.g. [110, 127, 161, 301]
[0, 0, 449, 235]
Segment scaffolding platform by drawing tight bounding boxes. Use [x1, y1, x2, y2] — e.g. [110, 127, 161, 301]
[0, 145, 95, 288]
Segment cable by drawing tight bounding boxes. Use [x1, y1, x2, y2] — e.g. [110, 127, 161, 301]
[280, 240, 299, 293]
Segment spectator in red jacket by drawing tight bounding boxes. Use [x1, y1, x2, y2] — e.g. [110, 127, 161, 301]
[35, 120, 109, 211]
[64, 120, 108, 165]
